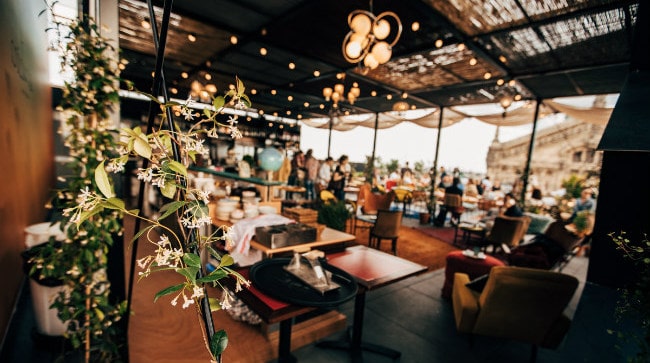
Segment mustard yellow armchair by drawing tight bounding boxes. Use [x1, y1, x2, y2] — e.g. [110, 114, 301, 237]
[452, 266, 579, 362]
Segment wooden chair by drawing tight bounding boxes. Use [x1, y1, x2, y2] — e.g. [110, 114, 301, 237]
[368, 209, 403, 255]
[436, 193, 464, 227]
[355, 191, 395, 234]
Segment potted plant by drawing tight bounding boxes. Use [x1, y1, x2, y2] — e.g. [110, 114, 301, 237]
[317, 199, 351, 232]
[26, 8, 129, 361]
[609, 232, 650, 362]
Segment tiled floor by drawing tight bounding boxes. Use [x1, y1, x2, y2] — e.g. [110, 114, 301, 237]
[289, 254, 640, 363]
[2, 253, 639, 363]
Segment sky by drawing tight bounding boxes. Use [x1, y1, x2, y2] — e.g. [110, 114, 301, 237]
[300, 112, 565, 175]
[300, 94, 618, 174]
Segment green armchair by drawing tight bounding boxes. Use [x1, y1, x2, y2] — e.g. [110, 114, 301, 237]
[452, 266, 579, 361]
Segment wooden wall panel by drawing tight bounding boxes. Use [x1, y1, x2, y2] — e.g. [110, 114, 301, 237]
[0, 0, 53, 343]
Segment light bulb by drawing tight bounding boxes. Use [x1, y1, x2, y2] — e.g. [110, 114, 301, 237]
[373, 19, 391, 40]
[322, 87, 332, 100]
[371, 41, 392, 64]
[345, 41, 363, 59]
[350, 13, 372, 36]
[364, 53, 379, 69]
[334, 83, 345, 95]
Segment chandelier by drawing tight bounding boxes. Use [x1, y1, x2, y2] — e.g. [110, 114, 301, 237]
[342, 3, 402, 70]
[322, 74, 360, 107]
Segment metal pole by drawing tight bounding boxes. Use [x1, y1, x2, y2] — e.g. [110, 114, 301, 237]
[327, 116, 333, 158]
[429, 107, 444, 216]
[369, 112, 379, 178]
[520, 99, 541, 205]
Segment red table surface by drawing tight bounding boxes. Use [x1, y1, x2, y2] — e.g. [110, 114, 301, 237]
[326, 246, 426, 289]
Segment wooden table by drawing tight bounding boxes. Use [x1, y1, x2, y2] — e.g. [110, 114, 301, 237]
[318, 245, 427, 361]
[250, 227, 356, 258]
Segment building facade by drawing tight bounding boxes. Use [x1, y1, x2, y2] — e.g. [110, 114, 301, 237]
[486, 118, 605, 195]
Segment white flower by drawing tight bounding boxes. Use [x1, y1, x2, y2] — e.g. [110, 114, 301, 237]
[182, 293, 194, 309]
[207, 127, 219, 139]
[191, 285, 204, 299]
[220, 290, 232, 310]
[171, 294, 179, 307]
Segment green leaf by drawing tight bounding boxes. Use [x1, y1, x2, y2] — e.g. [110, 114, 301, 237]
[167, 160, 187, 177]
[135, 90, 162, 104]
[94, 161, 115, 198]
[209, 330, 228, 356]
[94, 308, 105, 321]
[208, 297, 222, 312]
[153, 283, 184, 303]
[240, 94, 251, 108]
[235, 76, 245, 96]
[133, 134, 152, 159]
[160, 182, 177, 199]
[131, 225, 154, 243]
[158, 200, 186, 220]
[213, 96, 225, 110]
[183, 253, 202, 268]
[176, 266, 199, 283]
[220, 254, 235, 268]
[197, 269, 227, 283]
[104, 197, 125, 210]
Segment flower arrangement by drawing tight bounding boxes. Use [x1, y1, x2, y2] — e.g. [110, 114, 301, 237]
[31, 2, 252, 361]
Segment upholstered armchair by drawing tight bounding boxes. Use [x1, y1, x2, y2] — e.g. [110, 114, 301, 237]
[483, 215, 531, 253]
[452, 266, 579, 362]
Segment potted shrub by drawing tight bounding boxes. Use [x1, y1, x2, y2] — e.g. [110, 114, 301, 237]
[26, 9, 128, 361]
[317, 199, 351, 232]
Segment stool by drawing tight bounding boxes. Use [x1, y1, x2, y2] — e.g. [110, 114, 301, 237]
[440, 250, 505, 299]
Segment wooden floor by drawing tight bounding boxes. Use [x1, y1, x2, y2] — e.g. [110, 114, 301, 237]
[125, 216, 456, 362]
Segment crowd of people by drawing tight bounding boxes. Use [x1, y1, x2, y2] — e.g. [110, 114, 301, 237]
[283, 150, 597, 229]
[286, 149, 352, 201]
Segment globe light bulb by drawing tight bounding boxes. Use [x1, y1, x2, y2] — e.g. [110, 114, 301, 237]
[345, 41, 362, 59]
[371, 41, 391, 64]
[364, 53, 379, 69]
[373, 19, 391, 40]
[350, 13, 372, 36]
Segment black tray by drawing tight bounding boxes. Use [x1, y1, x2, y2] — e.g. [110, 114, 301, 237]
[249, 258, 358, 308]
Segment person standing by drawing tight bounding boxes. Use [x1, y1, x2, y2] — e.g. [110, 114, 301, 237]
[287, 149, 305, 200]
[328, 164, 346, 201]
[304, 149, 319, 200]
[317, 156, 334, 190]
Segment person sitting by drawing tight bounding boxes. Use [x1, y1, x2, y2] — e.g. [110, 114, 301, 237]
[502, 192, 524, 217]
[434, 177, 464, 226]
[570, 188, 596, 221]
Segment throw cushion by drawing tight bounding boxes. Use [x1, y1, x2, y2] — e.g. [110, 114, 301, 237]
[465, 274, 489, 293]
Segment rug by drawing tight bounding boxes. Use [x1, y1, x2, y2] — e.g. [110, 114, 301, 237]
[352, 223, 459, 272]
[414, 226, 458, 246]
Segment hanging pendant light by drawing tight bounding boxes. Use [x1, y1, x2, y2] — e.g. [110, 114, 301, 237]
[342, 4, 402, 71]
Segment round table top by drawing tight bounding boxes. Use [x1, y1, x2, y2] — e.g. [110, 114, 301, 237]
[249, 258, 358, 308]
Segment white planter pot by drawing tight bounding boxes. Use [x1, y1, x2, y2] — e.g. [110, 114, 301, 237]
[29, 280, 68, 336]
